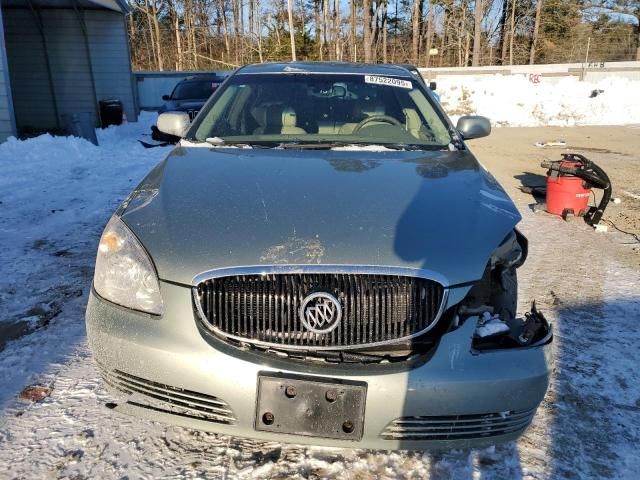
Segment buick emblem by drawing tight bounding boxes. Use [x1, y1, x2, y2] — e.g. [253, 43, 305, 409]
[300, 292, 342, 334]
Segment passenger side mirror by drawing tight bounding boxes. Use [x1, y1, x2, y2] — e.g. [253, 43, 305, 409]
[429, 81, 437, 91]
[162, 94, 171, 101]
[157, 111, 191, 138]
[456, 115, 491, 140]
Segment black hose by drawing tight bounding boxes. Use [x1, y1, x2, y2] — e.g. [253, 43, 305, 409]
[562, 154, 611, 225]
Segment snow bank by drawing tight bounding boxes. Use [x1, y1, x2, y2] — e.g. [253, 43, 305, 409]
[0, 113, 170, 406]
[438, 75, 640, 127]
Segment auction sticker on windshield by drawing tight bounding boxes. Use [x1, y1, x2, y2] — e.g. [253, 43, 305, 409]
[364, 75, 412, 89]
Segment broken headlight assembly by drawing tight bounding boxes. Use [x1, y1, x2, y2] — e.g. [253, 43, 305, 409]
[457, 230, 552, 350]
[93, 216, 163, 315]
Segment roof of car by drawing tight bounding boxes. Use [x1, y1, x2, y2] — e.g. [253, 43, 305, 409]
[236, 62, 414, 78]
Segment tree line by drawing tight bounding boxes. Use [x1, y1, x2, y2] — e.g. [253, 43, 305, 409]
[127, 0, 640, 71]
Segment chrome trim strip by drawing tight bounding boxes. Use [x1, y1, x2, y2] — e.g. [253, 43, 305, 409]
[192, 267, 450, 352]
[192, 264, 450, 287]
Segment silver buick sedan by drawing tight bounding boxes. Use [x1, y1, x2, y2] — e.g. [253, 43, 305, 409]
[86, 62, 552, 450]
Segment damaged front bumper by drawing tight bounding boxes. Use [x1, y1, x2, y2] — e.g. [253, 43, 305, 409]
[86, 282, 552, 451]
[471, 302, 553, 351]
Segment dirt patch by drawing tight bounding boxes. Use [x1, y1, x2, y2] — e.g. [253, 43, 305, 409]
[471, 125, 640, 249]
[569, 146, 630, 156]
[19, 385, 52, 402]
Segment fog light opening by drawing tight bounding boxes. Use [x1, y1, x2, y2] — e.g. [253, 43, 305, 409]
[469, 301, 552, 351]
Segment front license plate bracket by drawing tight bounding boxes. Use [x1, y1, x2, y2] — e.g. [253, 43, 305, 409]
[255, 373, 367, 441]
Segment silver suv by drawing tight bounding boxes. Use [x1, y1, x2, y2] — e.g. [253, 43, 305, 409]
[86, 62, 552, 450]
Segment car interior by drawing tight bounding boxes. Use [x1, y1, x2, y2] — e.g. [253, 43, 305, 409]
[195, 74, 451, 145]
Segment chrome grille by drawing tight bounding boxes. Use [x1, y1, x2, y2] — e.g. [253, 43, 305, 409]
[380, 409, 536, 441]
[195, 273, 445, 350]
[101, 368, 236, 425]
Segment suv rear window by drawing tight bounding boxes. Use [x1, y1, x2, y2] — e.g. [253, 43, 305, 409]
[171, 80, 220, 101]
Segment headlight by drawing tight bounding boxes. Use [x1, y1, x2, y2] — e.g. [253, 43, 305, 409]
[93, 216, 163, 315]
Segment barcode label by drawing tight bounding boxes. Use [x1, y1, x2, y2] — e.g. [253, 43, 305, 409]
[364, 75, 413, 89]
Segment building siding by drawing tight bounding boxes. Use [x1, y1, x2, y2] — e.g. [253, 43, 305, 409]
[3, 7, 136, 135]
[0, 7, 16, 142]
[85, 10, 137, 122]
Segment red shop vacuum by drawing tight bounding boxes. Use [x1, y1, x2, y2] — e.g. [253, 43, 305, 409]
[540, 153, 611, 225]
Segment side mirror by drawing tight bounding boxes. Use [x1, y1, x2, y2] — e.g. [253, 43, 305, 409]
[429, 81, 437, 91]
[456, 115, 491, 140]
[157, 111, 191, 138]
[162, 94, 171, 101]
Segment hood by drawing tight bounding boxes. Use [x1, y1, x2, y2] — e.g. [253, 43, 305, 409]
[120, 147, 521, 287]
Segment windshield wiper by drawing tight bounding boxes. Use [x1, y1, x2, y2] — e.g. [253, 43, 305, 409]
[205, 137, 275, 148]
[278, 141, 439, 151]
[279, 141, 351, 150]
[379, 143, 435, 151]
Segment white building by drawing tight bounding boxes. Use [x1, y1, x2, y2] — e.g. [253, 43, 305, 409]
[0, 0, 137, 142]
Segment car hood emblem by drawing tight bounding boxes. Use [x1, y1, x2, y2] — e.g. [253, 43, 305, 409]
[300, 292, 342, 334]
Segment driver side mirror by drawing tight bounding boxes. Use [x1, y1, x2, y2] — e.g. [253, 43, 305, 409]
[162, 94, 171, 101]
[157, 111, 191, 138]
[429, 81, 437, 91]
[456, 115, 491, 140]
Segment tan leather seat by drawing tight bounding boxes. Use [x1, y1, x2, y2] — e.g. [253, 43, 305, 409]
[251, 106, 268, 134]
[403, 108, 422, 138]
[253, 105, 306, 135]
[281, 107, 306, 135]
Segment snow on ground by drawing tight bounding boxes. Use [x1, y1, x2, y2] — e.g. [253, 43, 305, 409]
[0, 109, 639, 479]
[438, 75, 640, 127]
[0, 113, 171, 407]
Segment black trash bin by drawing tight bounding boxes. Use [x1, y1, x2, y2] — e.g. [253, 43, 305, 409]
[99, 98, 124, 127]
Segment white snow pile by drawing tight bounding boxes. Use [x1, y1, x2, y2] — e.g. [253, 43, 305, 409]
[0, 112, 170, 406]
[438, 74, 640, 127]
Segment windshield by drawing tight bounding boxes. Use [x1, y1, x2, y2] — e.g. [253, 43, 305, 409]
[191, 73, 452, 148]
[171, 80, 220, 101]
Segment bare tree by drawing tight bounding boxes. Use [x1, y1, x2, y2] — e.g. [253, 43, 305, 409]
[124, 0, 639, 71]
[508, 0, 517, 64]
[382, 0, 388, 62]
[363, 0, 373, 61]
[333, 0, 341, 59]
[224, 0, 233, 61]
[411, 0, 423, 64]
[314, 0, 322, 59]
[423, 1, 435, 66]
[584, 0, 640, 60]
[530, 0, 544, 64]
[439, 2, 448, 66]
[498, 0, 509, 63]
[350, 0, 357, 61]
[457, 0, 468, 66]
[472, 0, 483, 65]
[287, 0, 297, 60]
[130, 0, 164, 70]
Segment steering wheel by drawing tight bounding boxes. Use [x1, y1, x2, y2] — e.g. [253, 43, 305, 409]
[352, 115, 402, 133]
